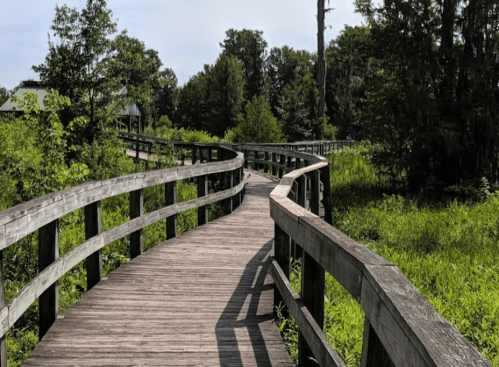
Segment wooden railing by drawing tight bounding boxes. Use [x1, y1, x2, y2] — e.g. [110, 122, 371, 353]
[0, 143, 245, 366]
[237, 144, 491, 367]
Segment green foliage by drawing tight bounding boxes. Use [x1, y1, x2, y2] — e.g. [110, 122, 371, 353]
[0, 85, 10, 106]
[232, 95, 283, 143]
[281, 145, 499, 366]
[220, 29, 268, 99]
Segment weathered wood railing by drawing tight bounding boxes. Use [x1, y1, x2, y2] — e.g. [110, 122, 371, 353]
[237, 144, 491, 367]
[0, 143, 245, 366]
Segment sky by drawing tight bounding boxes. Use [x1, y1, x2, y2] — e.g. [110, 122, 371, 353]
[0, 0, 364, 91]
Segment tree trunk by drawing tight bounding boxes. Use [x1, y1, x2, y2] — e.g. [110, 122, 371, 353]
[317, 0, 326, 121]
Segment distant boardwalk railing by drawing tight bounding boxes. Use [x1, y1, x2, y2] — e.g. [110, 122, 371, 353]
[237, 143, 491, 367]
[0, 142, 244, 366]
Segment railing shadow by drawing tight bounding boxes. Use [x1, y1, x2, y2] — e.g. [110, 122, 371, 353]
[215, 238, 275, 366]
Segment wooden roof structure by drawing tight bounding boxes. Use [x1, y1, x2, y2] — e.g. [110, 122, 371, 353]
[0, 81, 141, 117]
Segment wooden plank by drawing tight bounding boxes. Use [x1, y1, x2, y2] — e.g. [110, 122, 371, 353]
[130, 189, 143, 259]
[165, 181, 177, 239]
[23, 171, 292, 367]
[85, 202, 101, 291]
[38, 220, 59, 340]
[197, 175, 208, 226]
[270, 259, 345, 367]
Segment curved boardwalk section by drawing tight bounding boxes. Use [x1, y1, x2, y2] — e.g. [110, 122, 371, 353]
[23, 170, 292, 366]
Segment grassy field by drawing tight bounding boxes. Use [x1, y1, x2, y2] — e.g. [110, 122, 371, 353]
[280, 144, 499, 366]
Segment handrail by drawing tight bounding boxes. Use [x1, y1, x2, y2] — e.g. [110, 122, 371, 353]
[0, 142, 245, 365]
[240, 145, 491, 366]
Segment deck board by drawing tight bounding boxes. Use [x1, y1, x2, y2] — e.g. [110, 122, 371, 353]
[23, 170, 293, 366]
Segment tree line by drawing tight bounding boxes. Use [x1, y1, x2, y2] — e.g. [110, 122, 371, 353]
[2, 0, 498, 192]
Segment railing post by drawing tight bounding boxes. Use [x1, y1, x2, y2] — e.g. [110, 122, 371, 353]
[310, 170, 320, 216]
[225, 166, 234, 215]
[192, 145, 197, 165]
[130, 189, 143, 259]
[207, 147, 212, 162]
[279, 154, 285, 179]
[85, 201, 102, 291]
[321, 165, 333, 225]
[0, 251, 5, 367]
[274, 223, 290, 319]
[231, 169, 239, 210]
[38, 219, 59, 340]
[286, 155, 292, 173]
[296, 157, 301, 170]
[361, 318, 395, 367]
[254, 151, 259, 171]
[199, 147, 205, 164]
[264, 152, 269, 173]
[135, 138, 140, 161]
[298, 169, 325, 366]
[197, 174, 208, 226]
[165, 181, 177, 239]
[272, 153, 277, 176]
[244, 150, 249, 169]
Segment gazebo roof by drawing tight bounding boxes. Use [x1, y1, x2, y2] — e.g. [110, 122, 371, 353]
[0, 81, 141, 117]
[0, 81, 48, 112]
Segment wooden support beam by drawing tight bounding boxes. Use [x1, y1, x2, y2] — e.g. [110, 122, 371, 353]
[197, 175, 208, 226]
[192, 146, 197, 165]
[321, 165, 333, 225]
[264, 152, 269, 173]
[165, 181, 177, 239]
[279, 154, 285, 179]
[225, 168, 234, 215]
[0, 251, 5, 367]
[274, 223, 290, 319]
[38, 220, 59, 340]
[85, 201, 102, 291]
[130, 189, 143, 259]
[361, 318, 395, 367]
[272, 153, 277, 176]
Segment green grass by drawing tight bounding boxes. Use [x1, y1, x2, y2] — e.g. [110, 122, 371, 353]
[280, 143, 499, 366]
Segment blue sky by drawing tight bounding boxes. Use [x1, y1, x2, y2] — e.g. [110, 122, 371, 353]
[0, 0, 364, 91]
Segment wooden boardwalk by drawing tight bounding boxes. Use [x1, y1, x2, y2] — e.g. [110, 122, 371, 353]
[23, 170, 292, 366]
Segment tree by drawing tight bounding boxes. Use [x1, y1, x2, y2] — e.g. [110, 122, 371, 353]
[267, 46, 314, 117]
[354, 0, 499, 190]
[176, 67, 210, 131]
[206, 54, 246, 136]
[277, 72, 322, 142]
[220, 29, 268, 99]
[33, 0, 123, 146]
[0, 86, 10, 106]
[233, 96, 283, 143]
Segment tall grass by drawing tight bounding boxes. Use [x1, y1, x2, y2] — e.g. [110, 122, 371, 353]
[280, 143, 499, 366]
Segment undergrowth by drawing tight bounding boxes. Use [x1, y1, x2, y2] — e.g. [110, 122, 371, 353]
[280, 143, 499, 366]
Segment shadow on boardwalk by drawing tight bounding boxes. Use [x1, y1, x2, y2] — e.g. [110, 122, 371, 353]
[216, 239, 277, 366]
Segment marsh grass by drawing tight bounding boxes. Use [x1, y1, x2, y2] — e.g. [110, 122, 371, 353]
[280, 143, 499, 366]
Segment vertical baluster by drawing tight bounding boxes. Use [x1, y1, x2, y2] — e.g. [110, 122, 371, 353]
[254, 151, 259, 171]
[207, 147, 212, 162]
[321, 165, 333, 225]
[298, 170, 324, 366]
[272, 153, 277, 176]
[165, 181, 177, 239]
[264, 152, 269, 173]
[38, 220, 59, 339]
[0, 250, 5, 367]
[279, 154, 285, 179]
[191, 145, 197, 165]
[231, 169, 239, 210]
[130, 189, 143, 259]
[273, 223, 290, 319]
[361, 318, 395, 367]
[197, 174, 208, 226]
[296, 157, 301, 170]
[85, 201, 102, 290]
[286, 155, 293, 174]
[225, 163, 234, 215]
[244, 150, 249, 169]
